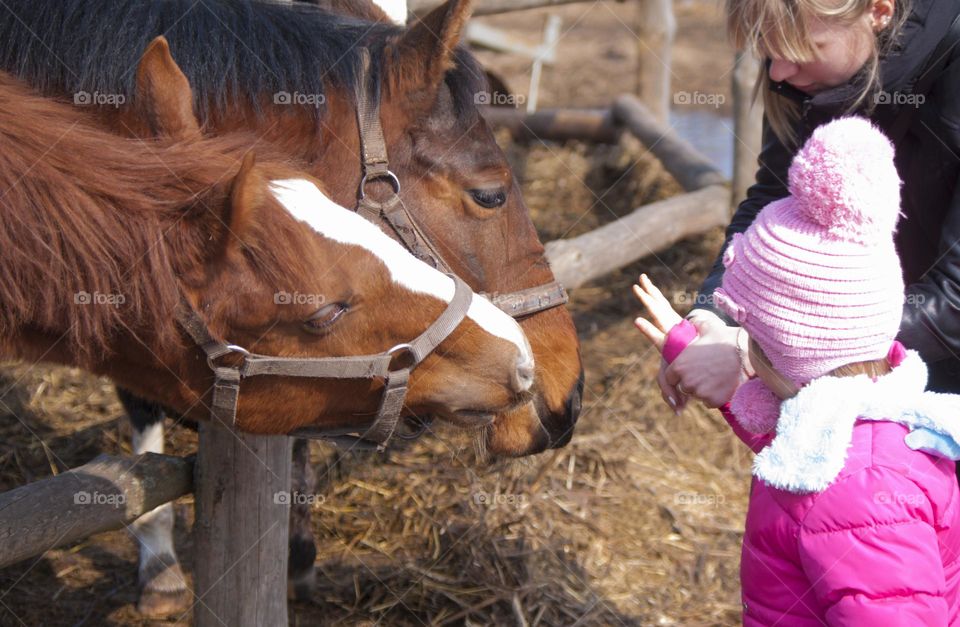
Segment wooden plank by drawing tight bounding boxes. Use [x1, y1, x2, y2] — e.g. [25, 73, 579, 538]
[193, 424, 292, 627]
[612, 94, 727, 192]
[0, 453, 193, 569]
[410, 0, 599, 16]
[545, 185, 730, 289]
[481, 106, 622, 144]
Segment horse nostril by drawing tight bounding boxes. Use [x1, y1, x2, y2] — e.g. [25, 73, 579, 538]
[565, 370, 584, 424]
[512, 355, 535, 393]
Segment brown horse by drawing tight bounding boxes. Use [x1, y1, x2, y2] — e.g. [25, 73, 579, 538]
[0, 0, 583, 457]
[0, 69, 536, 434]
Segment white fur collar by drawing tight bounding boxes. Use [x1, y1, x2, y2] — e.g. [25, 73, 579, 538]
[754, 351, 960, 493]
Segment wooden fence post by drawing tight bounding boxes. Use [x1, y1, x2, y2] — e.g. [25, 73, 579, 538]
[731, 51, 763, 212]
[636, 0, 675, 125]
[193, 424, 292, 627]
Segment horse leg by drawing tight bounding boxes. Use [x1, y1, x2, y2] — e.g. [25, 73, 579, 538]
[118, 388, 191, 617]
[288, 437, 318, 601]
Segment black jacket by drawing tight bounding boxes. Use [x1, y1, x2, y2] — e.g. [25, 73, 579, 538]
[696, 0, 960, 393]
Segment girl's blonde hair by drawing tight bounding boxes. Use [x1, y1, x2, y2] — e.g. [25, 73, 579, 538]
[726, 0, 910, 147]
[751, 338, 891, 391]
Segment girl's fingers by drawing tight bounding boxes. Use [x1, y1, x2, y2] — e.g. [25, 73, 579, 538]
[633, 316, 665, 350]
[633, 277, 681, 333]
[641, 274, 683, 328]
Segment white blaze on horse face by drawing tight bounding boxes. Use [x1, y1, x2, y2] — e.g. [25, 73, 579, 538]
[269, 179, 533, 362]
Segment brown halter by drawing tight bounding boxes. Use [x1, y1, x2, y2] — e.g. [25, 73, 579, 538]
[352, 48, 569, 319]
[176, 275, 472, 451]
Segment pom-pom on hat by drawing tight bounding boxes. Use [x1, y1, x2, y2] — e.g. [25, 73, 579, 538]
[715, 117, 904, 386]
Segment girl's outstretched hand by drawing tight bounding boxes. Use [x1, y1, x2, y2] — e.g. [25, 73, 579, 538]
[632, 273, 683, 350]
[632, 274, 687, 412]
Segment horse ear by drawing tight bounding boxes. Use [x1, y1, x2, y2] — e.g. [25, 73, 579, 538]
[136, 36, 201, 140]
[387, 0, 471, 112]
[225, 152, 262, 259]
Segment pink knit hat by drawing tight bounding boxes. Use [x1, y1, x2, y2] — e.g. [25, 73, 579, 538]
[714, 117, 904, 386]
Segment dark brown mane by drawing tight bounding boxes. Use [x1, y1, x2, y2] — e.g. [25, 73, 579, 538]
[0, 72, 294, 363]
[0, 0, 485, 125]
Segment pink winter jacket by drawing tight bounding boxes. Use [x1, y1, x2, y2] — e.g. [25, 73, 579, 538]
[663, 321, 960, 625]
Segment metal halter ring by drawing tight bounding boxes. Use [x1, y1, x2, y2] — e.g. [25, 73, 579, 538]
[359, 170, 401, 199]
[386, 342, 417, 371]
[207, 344, 251, 371]
[397, 415, 433, 441]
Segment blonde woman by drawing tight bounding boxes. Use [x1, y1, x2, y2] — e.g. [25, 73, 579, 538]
[663, 0, 960, 410]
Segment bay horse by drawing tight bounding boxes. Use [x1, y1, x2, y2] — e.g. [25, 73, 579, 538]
[0, 0, 585, 612]
[0, 66, 538, 593]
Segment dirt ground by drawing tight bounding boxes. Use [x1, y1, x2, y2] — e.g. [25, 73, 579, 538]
[0, 2, 751, 625]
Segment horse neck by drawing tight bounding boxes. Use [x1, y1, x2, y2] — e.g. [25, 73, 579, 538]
[0, 75, 240, 369]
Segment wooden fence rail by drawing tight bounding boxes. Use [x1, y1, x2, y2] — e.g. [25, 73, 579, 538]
[0, 453, 193, 569]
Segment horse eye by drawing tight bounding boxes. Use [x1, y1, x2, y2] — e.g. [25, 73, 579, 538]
[303, 302, 349, 334]
[468, 188, 507, 209]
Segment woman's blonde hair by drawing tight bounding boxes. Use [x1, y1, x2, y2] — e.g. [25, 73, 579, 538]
[726, 0, 910, 146]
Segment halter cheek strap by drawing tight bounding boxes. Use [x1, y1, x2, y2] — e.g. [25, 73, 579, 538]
[176, 274, 473, 451]
[352, 48, 570, 315]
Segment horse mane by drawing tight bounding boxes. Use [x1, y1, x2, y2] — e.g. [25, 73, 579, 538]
[0, 72, 287, 364]
[0, 0, 485, 123]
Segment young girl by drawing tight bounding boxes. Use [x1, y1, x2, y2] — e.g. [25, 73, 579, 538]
[664, 0, 960, 409]
[635, 117, 960, 625]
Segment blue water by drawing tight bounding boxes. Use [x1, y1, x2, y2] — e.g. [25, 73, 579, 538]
[669, 109, 735, 180]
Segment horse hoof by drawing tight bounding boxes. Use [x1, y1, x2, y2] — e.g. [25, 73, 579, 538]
[287, 564, 316, 602]
[137, 562, 191, 617]
[137, 586, 191, 618]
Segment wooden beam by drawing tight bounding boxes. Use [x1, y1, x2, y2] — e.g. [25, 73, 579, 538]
[545, 185, 730, 289]
[0, 453, 193, 569]
[481, 106, 622, 143]
[193, 425, 292, 627]
[410, 0, 602, 16]
[612, 94, 726, 192]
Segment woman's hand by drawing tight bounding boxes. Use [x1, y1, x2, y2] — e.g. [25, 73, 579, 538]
[666, 311, 751, 408]
[632, 274, 751, 410]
